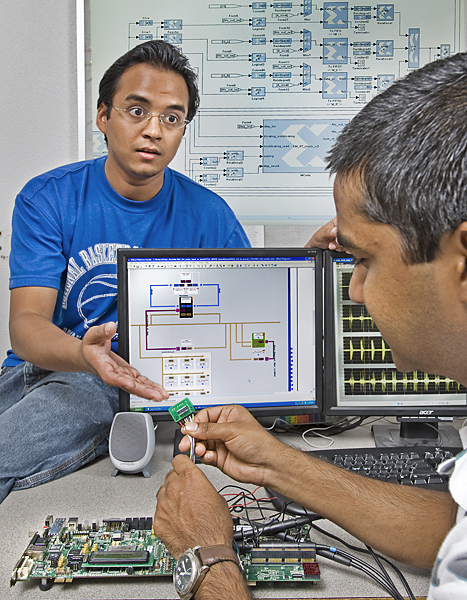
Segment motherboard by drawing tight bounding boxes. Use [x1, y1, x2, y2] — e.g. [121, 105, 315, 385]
[10, 515, 320, 591]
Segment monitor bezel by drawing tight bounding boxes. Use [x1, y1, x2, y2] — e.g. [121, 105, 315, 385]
[117, 247, 323, 420]
[323, 249, 467, 418]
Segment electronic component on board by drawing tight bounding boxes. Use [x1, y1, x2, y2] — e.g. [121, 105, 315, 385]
[169, 397, 196, 462]
[10, 515, 320, 591]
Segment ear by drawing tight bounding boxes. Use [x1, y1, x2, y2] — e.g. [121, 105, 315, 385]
[96, 103, 108, 135]
[452, 223, 467, 302]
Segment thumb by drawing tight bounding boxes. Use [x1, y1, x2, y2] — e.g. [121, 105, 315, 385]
[84, 322, 117, 344]
[103, 321, 117, 337]
[172, 453, 200, 475]
[184, 420, 232, 443]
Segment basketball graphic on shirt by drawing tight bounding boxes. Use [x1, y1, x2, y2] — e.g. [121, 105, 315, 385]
[77, 273, 118, 329]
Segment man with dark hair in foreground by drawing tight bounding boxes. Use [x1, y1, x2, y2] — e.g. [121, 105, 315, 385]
[154, 52, 467, 600]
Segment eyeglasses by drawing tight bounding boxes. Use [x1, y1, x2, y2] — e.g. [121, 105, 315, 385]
[112, 105, 189, 129]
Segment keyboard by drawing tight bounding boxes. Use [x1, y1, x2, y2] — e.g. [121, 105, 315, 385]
[266, 445, 462, 517]
[312, 445, 462, 491]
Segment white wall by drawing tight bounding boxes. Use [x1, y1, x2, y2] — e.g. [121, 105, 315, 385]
[0, 0, 79, 359]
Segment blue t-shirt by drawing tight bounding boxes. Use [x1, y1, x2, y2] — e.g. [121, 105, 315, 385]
[6, 157, 250, 366]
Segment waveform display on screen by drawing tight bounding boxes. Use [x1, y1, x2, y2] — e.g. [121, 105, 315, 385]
[343, 336, 393, 364]
[335, 262, 467, 398]
[340, 271, 352, 301]
[344, 368, 465, 396]
[342, 305, 379, 334]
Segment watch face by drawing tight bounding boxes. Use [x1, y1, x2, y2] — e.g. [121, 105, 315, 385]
[174, 553, 195, 593]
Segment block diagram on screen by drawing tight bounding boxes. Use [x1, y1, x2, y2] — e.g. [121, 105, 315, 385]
[127, 264, 315, 405]
[91, 0, 467, 223]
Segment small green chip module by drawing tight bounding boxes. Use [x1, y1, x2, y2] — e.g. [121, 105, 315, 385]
[168, 397, 195, 423]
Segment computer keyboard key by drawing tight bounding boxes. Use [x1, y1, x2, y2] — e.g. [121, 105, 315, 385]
[428, 476, 445, 485]
[412, 477, 429, 485]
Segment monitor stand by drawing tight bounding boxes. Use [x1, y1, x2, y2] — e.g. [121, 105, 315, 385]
[372, 419, 462, 449]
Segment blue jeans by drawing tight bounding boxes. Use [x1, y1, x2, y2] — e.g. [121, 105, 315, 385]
[0, 362, 119, 503]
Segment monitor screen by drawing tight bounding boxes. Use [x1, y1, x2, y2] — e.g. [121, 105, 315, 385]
[117, 247, 322, 420]
[324, 251, 467, 445]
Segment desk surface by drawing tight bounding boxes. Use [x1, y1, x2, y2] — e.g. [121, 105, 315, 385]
[0, 417, 445, 600]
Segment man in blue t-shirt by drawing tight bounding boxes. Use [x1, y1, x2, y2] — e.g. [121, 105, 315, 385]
[0, 40, 249, 504]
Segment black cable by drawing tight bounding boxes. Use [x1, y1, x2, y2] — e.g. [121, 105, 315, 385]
[259, 525, 405, 599]
[331, 548, 405, 600]
[311, 522, 415, 600]
[263, 488, 322, 519]
[222, 484, 292, 548]
[315, 545, 406, 600]
[268, 415, 368, 436]
[223, 484, 415, 600]
[347, 560, 405, 600]
[233, 515, 314, 541]
[238, 516, 407, 600]
[365, 544, 398, 592]
[365, 544, 415, 600]
[221, 484, 276, 524]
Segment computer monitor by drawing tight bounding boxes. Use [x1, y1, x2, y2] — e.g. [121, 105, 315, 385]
[324, 251, 467, 448]
[117, 247, 322, 421]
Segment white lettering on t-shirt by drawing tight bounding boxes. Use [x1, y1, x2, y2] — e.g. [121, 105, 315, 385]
[62, 242, 132, 308]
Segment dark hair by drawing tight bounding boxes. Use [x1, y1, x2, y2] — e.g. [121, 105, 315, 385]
[328, 52, 467, 264]
[97, 40, 199, 122]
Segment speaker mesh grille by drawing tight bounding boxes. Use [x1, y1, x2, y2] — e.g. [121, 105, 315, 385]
[111, 414, 149, 462]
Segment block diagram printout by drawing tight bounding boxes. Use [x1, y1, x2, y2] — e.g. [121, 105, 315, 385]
[90, 0, 466, 224]
[125, 257, 317, 411]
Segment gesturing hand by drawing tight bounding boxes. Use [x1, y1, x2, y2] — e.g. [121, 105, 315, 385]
[305, 217, 345, 251]
[81, 321, 169, 401]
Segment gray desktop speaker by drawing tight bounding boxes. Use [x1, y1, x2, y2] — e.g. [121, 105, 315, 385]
[109, 412, 155, 478]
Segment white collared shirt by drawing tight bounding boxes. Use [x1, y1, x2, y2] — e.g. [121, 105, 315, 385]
[428, 427, 467, 599]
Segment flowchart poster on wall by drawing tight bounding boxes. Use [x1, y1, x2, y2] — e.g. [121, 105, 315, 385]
[90, 0, 466, 225]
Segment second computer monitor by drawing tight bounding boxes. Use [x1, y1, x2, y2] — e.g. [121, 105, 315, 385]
[324, 250, 467, 446]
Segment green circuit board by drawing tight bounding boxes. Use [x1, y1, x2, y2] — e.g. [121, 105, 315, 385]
[10, 516, 320, 590]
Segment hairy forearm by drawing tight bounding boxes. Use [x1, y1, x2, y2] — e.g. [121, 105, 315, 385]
[196, 562, 251, 600]
[263, 444, 457, 569]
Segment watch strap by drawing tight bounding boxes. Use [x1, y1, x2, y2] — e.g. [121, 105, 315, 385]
[197, 545, 242, 569]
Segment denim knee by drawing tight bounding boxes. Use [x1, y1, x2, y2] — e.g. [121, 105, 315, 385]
[0, 365, 119, 500]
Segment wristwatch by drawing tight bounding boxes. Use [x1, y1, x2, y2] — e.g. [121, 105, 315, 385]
[173, 544, 242, 599]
